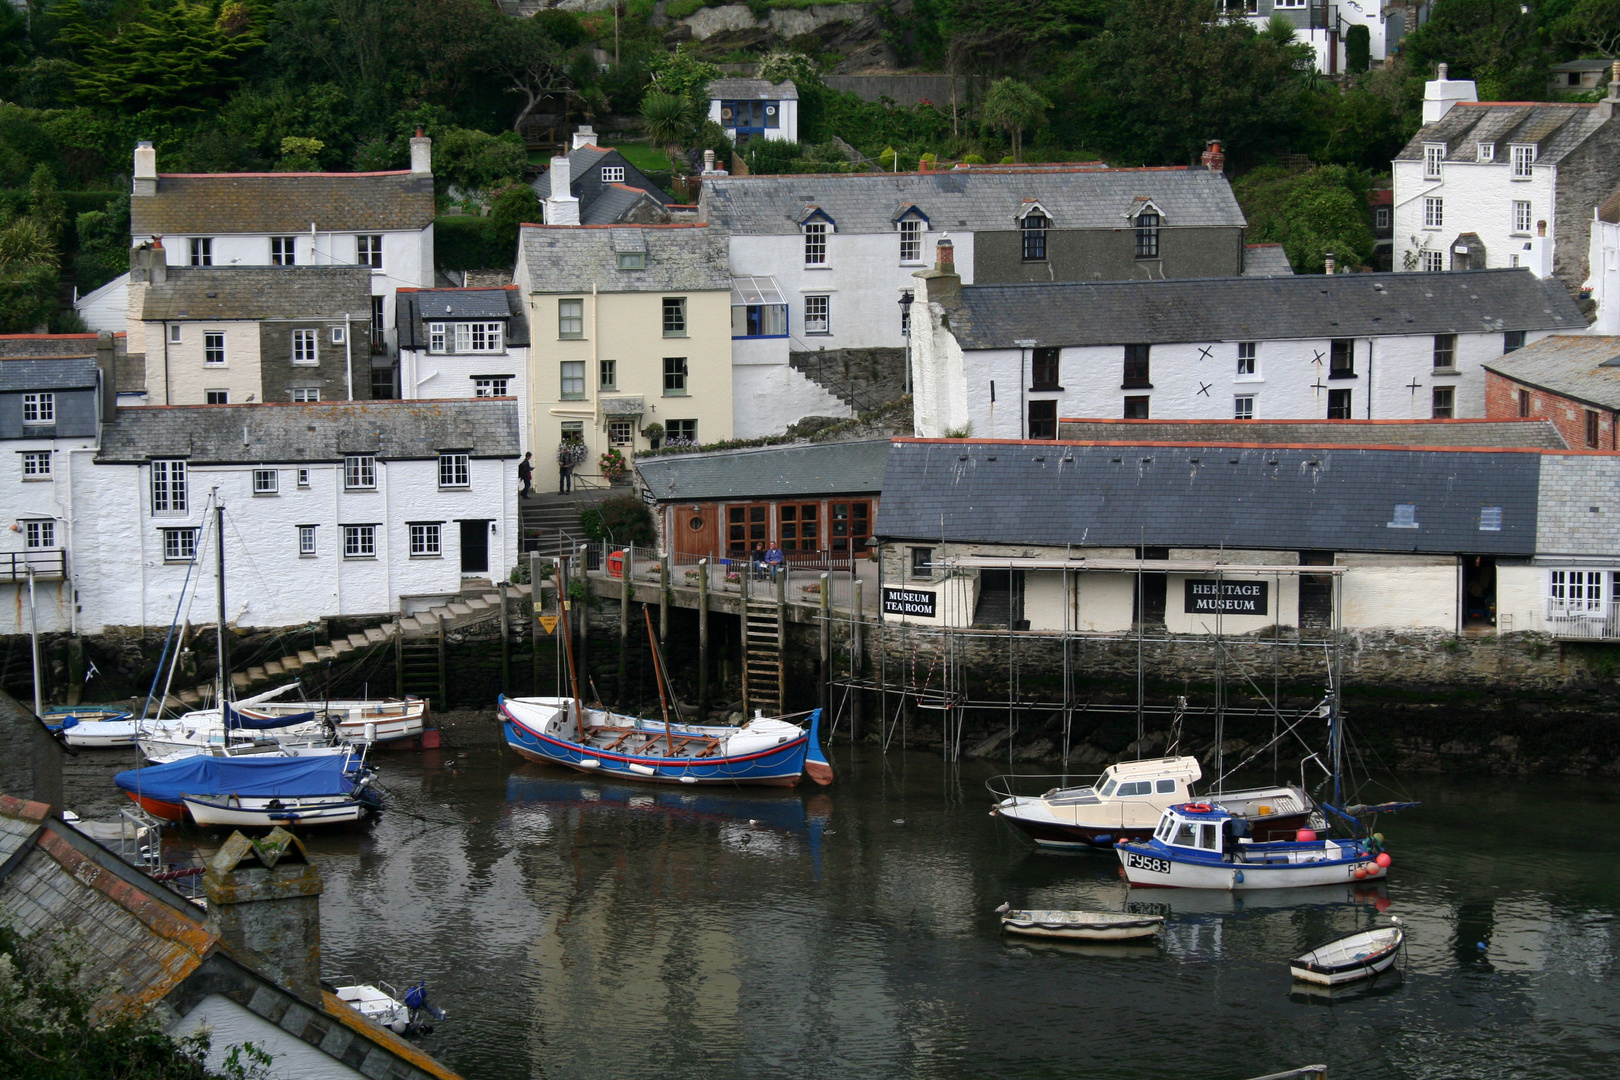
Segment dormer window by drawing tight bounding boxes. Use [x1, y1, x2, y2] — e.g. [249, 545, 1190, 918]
[804, 220, 828, 265]
[1424, 143, 1445, 179]
[1135, 209, 1160, 258]
[601, 166, 625, 183]
[617, 252, 646, 270]
[1477, 143, 1494, 163]
[1020, 211, 1049, 262]
[1511, 144, 1535, 178]
[898, 218, 922, 262]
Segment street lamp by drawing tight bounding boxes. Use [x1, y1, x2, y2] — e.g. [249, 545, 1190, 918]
[899, 291, 914, 396]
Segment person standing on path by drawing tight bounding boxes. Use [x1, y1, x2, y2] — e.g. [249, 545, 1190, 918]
[518, 452, 534, 499]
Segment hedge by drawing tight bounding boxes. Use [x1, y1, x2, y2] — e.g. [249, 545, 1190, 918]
[435, 215, 514, 272]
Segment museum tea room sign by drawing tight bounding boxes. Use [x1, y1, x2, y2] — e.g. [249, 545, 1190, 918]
[1183, 579, 1269, 615]
[883, 586, 937, 618]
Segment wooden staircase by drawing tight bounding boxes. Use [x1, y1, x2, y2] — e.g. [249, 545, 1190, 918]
[742, 597, 784, 717]
[166, 621, 399, 712]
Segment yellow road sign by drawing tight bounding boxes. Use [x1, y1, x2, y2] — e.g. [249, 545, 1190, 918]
[538, 615, 559, 634]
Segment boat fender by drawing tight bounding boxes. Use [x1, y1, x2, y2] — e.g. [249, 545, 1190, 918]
[1092, 834, 1112, 845]
[1375, 852, 1392, 868]
[1297, 828, 1317, 842]
[1234, 870, 1244, 884]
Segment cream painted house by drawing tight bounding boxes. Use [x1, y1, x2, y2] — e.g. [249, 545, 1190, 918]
[514, 224, 733, 491]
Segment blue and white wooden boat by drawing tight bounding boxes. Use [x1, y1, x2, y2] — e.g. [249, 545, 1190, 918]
[1116, 802, 1391, 891]
[43, 706, 138, 747]
[114, 751, 380, 827]
[499, 696, 832, 788]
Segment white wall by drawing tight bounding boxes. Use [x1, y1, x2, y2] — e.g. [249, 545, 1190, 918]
[708, 98, 798, 143]
[0, 438, 98, 634]
[1393, 156, 1557, 273]
[1338, 554, 1458, 631]
[727, 230, 974, 352]
[1587, 216, 1620, 334]
[729, 336, 850, 437]
[155, 320, 262, 406]
[71, 455, 518, 631]
[950, 328, 1547, 427]
[401, 345, 531, 447]
[170, 994, 367, 1080]
[75, 274, 129, 333]
[1240, 4, 1387, 68]
[1073, 574, 1134, 633]
[909, 275, 972, 438]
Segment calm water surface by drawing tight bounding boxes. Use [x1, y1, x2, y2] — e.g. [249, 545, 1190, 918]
[284, 737, 1620, 1080]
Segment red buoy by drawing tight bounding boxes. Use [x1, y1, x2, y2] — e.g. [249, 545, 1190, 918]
[1375, 852, 1392, 868]
[1296, 828, 1317, 842]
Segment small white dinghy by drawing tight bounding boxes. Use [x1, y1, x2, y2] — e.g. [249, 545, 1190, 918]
[1289, 919, 1404, 986]
[994, 902, 1165, 942]
[328, 977, 446, 1036]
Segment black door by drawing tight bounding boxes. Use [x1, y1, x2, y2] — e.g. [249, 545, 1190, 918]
[460, 520, 489, 574]
[1299, 550, 1335, 629]
[1133, 547, 1169, 625]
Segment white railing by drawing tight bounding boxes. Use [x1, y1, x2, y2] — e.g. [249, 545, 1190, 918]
[1544, 601, 1620, 639]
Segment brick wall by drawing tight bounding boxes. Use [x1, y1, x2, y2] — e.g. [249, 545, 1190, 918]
[1485, 368, 1616, 449]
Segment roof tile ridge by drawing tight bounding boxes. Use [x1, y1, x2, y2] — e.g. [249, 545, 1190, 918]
[158, 169, 416, 178]
[0, 792, 50, 821]
[36, 827, 216, 948]
[898, 436, 1542, 453]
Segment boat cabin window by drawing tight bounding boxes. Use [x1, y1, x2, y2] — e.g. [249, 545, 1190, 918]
[1156, 779, 1176, 793]
[1173, 821, 1197, 846]
[1155, 818, 1174, 841]
[1117, 781, 1152, 796]
[1199, 823, 1219, 850]
[1099, 779, 1117, 797]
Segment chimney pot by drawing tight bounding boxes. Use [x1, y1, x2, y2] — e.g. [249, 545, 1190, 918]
[1437, 63, 1448, 79]
[572, 125, 598, 150]
[1324, 251, 1336, 275]
[1537, 219, 1547, 237]
[1200, 139, 1225, 173]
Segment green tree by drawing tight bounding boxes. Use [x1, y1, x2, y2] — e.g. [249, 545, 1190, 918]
[1400, 0, 1545, 101]
[430, 127, 527, 200]
[1553, 0, 1620, 58]
[0, 214, 60, 333]
[980, 77, 1051, 162]
[487, 183, 540, 252]
[581, 494, 655, 546]
[646, 47, 720, 108]
[275, 136, 323, 171]
[75, 193, 131, 292]
[1233, 164, 1377, 274]
[1345, 24, 1371, 73]
[492, 14, 573, 133]
[639, 91, 697, 174]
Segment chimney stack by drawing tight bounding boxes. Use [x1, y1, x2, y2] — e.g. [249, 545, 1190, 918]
[133, 140, 156, 196]
[1600, 62, 1620, 119]
[204, 829, 325, 1004]
[1324, 251, 1336, 275]
[935, 236, 954, 272]
[572, 125, 598, 150]
[1200, 140, 1225, 173]
[95, 331, 117, 423]
[409, 128, 432, 176]
[545, 155, 579, 226]
[913, 234, 960, 307]
[1423, 62, 1477, 123]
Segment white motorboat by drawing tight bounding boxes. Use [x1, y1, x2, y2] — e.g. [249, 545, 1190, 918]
[329, 978, 446, 1036]
[136, 709, 330, 763]
[247, 696, 429, 745]
[182, 792, 373, 827]
[1289, 921, 1404, 986]
[994, 903, 1165, 942]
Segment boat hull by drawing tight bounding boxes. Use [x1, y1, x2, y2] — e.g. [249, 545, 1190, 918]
[500, 697, 816, 787]
[122, 789, 186, 821]
[63, 722, 141, 748]
[1118, 841, 1389, 891]
[999, 911, 1164, 941]
[1290, 927, 1403, 986]
[182, 794, 369, 827]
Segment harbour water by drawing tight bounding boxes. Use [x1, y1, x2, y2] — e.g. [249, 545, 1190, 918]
[60, 727, 1620, 1079]
[276, 738, 1620, 1080]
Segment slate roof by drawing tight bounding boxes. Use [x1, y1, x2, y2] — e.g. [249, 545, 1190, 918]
[707, 78, 799, 101]
[635, 439, 890, 501]
[130, 172, 435, 235]
[1396, 102, 1606, 166]
[395, 287, 529, 350]
[1600, 183, 1620, 225]
[1056, 418, 1569, 449]
[699, 168, 1245, 235]
[1483, 334, 1620, 410]
[532, 145, 674, 218]
[518, 225, 731, 293]
[875, 439, 1541, 555]
[0, 333, 98, 359]
[582, 184, 664, 225]
[1243, 243, 1294, 277]
[0, 356, 99, 392]
[943, 269, 1585, 350]
[97, 400, 521, 464]
[139, 267, 373, 321]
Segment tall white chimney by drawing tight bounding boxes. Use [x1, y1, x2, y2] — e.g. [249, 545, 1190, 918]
[572, 125, 598, 150]
[409, 127, 432, 175]
[133, 140, 157, 196]
[1422, 62, 1478, 124]
[546, 155, 579, 226]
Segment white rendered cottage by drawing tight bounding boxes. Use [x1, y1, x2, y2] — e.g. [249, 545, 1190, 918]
[72, 399, 519, 632]
[396, 286, 531, 446]
[908, 240, 1586, 437]
[1393, 64, 1620, 293]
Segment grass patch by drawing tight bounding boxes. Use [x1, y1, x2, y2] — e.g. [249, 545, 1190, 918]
[611, 142, 672, 172]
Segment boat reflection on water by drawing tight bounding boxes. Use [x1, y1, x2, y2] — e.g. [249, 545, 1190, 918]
[504, 768, 833, 874]
[1289, 968, 1405, 1007]
[1001, 938, 1165, 961]
[1124, 882, 1391, 918]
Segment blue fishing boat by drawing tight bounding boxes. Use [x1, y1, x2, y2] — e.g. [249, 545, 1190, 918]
[114, 752, 379, 826]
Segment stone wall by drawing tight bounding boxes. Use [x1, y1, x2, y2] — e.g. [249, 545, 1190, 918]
[1554, 117, 1620, 295]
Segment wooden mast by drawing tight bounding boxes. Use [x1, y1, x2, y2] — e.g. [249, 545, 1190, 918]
[643, 606, 674, 754]
[557, 558, 587, 738]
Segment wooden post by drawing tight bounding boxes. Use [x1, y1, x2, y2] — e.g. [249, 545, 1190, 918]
[698, 558, 710, 721]
[818, 572, 830, 719]
[575, 546, 588, 693]
[851, 579, 864, 741]
[529, 552, 545, 695]
[394, 616, 404, 698]
[498, 580, 510, 689]
[619, 547, 631, 705]
[659, 553, 670, 642]
[436, 614, 447, 710]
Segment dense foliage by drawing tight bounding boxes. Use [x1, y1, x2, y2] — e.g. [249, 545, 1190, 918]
[581, 495, 656, 546]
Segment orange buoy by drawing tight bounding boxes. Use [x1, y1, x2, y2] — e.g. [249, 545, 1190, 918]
[1296, 828, 1317, 842]
[1375, 852, 1392, 868]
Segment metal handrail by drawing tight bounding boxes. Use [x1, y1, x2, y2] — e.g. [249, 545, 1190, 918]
[0, 550, 65, 582]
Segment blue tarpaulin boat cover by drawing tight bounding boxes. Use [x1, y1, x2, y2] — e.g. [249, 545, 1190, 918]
[114, 754, 356, 800]
[224, 703, 318, 730]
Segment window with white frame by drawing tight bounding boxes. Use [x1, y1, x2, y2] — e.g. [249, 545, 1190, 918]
[558, 299, 584, 339]
[805, 295, 830, 335]
[1234, 395, 1254, 420]
[292, 329, 317, 364]
[21, 451, 49, 478]
[454, 322, 503, 352]
[189, 238, 212, 266]
[271, 236, 296, 265]
[205, 390, 228, 405]
[162, 527, 197, 561]
[428, 322, 447, 353]
[804, 220, 827, 265]
[1479, 506, 1502, 531]
[600, 166, 625, 183]
[252, 468, 278, 495]
[24, 520, 53, 549]
[21, 393, 52, 424]
[409, 523, 441, 556]
[343, 525, 376, 558]
[204, 332, 225, 365]
[1422, 249, 1444, 272]
[169, 324, 182, 343]
[1549, 569, 1607, 614]
[474, 377, 509, 397]
[151, 459, 187, 514]
[1375, 207, 1390, 229]
[343, 455, 375, 490]
[608, 419, 633, 445]
[357, 235, 383, 269]
[1423, 197, 1444, 229]
[1424, 144, 1444, 179]
[561, 361, 585, 399]
[1511, 144, 1535, 178]
[617, 252, 645, 270]
[330, 326, 345, 344]
[298, 525, 317, 555]
[1513, 200, 1532, 234]
[296, 468, 310, 487]
[438, 453, 469, 488]
[1477, 142, 1495, 162]
[1237, 341, 1256, 377]
[290, 387, 320, 402]
[898, 218, 922, 262]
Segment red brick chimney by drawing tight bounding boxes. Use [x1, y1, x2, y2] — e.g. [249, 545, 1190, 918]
[935, 236, 954, 271]
[1201, 140, 1225, 173]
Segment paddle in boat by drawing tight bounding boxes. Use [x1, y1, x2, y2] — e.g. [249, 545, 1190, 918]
[501, 606, 832, 788]
[1289, 919, 1404, 986]
[114, 752, 380, 827]
[989, 755, 1315, 850]
[993, 902, 1165, 942]
[1116, 801, 1393, 891]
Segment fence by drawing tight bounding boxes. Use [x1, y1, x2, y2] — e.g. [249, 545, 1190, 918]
[0, 550, 65, 583]
[1545, 602, 1620, 640]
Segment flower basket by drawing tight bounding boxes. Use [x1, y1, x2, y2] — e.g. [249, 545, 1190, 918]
[725, 571, 741, 584]
[599, 448, 630, 484]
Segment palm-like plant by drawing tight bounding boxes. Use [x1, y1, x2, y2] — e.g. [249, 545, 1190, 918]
[980, 78, 1052, 164]
[640, 91, 695, 173]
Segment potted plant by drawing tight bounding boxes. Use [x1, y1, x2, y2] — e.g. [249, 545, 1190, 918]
[599, 448, 631, 485]
[641, 422, 664, 450]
